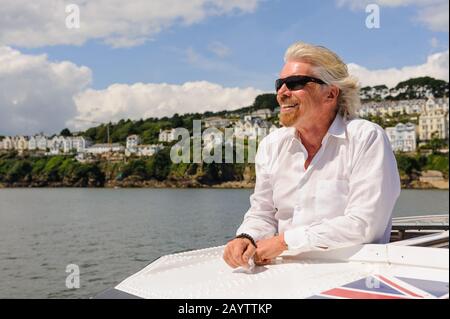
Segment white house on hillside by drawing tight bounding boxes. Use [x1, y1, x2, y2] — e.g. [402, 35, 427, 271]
[125, 134, 163, 157]
[386, 123, 416, 152]
[136, 144, 164, 157]
[250, 108, 273, 119]
[418, 96, 449, 141]
[234, 116, 277, 140]
[203, 117, 231, 129]
[28, 134, 49, 151]
[158, 128, 177, 143]
[46, 135, 92, 154]
[16, 136, 29, 151]
[48, 136, 66, 154]
[71, 136, 93, 153]
[1, 136, 16, 150]
[126, 135, 140, 152]
[85, 143, 125, 154]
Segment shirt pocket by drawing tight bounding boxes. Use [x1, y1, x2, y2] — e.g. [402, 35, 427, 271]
[314, 179, 349, 221]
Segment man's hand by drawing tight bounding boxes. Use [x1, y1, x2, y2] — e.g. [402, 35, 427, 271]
[223, 238, 256, 269]
[254, 234, 288, 265]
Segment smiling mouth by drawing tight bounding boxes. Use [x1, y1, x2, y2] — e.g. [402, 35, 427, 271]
[281, 103, 299, 111]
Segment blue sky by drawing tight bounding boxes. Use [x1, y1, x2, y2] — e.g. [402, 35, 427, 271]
[0, 0, 449, 135]
[18, 0, 448, 91]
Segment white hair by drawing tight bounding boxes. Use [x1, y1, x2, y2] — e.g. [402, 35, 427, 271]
[284, 41, 361, 119]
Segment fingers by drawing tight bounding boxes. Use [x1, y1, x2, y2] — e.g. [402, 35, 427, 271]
[254, 256, 271, 266]
[254, 249, 271, 266]
[223, 240, 239, 268]
[223, 238, 254, 269]
[242, 243, 256, 264]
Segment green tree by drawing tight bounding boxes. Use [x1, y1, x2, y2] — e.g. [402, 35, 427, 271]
[5, 161, 32, 183]
[122, 159, 149, 179]
[253, 94, 278, 111]
[60, 128, 72, 136]
[171, 113, 184, 128]
[148, 148, 171, 181]
[396, 154, 419, 176]
[429, 134, 445, 154]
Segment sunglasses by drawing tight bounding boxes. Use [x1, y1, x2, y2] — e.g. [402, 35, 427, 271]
[275, 75, 326, 92]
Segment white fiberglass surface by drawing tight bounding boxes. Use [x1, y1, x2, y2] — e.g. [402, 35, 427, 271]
[114, 245, 448, 299]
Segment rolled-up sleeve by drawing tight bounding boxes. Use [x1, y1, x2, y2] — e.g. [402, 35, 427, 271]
[236, 137, 278, 241]
[284, 127, 401, 252]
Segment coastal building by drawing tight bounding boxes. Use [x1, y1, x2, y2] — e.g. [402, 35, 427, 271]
[27, 136, 38, 150]
[48, 136, 66, 155]
[385, 123, 417, 152]
[126, 135, 140, 152]
[158, 128, 177, 143]
[37, 135, 49, 150]
[1, 136, 14, 150]
[418, 96, 449, 140]
[44, 135, 92, 154]
[250, 108, 273, 120]
[16, 136, 29, 151]
[63, 137, 74, 153]
[399, 99, 424, 114]
[71, 136, 92, 153]
[234, 116, 277, 140]
[203, 117, 231, 129]
[136, 144, 164, 157]
[28, 134, 49, 151]
[359, 99, 426, 118]
[85, 143, 125, 154]
[125, 134, 163, 157]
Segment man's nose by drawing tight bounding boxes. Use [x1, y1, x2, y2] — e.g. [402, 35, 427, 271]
[277, 83, 292, 97]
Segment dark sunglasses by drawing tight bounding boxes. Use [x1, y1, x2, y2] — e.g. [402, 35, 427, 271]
[275, 75, 326, 92]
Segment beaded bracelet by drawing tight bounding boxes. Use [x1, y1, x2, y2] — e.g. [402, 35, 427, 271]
[236, 233, 257, 248]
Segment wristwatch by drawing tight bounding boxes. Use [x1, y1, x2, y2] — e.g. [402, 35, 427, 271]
[236, 233, 257, 248]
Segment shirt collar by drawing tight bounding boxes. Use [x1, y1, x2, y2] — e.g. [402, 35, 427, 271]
[288, 113, 347, 141]
[328, 113, 347, 139]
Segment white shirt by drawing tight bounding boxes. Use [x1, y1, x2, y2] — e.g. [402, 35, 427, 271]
[236, 114, 401, 253]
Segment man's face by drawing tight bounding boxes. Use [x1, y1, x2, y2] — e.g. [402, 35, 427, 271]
[277, 61, 330, 128]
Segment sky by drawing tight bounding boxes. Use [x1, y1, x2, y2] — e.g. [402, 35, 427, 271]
[0, 0, 449, 135]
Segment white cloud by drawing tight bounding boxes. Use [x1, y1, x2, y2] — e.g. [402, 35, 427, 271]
[0, 46, 263, 135]
[348, 50, 449, 87]
[417, 2, 449, 32]
[2, 46, 448, 136]
[0, 0, 260, 48]
[337, 0, 449, 32]
[69, 82, 264, 130]
[0, 46, 92, 135]
[207, 41, 232, 58]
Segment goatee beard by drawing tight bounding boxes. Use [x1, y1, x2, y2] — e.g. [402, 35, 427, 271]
[279, 107, 300, 127]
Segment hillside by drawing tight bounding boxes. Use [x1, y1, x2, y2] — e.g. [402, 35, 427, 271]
[361, 77, 449, 101]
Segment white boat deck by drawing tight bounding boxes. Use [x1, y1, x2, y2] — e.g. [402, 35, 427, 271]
[113, 244, 449, 299]
[392, 215, 449, 228]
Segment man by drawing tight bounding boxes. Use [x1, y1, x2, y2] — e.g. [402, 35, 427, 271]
[223, 42, 400, 269]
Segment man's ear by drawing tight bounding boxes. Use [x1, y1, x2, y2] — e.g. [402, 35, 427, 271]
[327, 86, 339, 100]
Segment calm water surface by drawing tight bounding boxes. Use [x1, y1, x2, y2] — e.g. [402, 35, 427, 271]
[0, 188, 448, 298]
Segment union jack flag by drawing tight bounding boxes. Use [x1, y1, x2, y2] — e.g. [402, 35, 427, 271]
[308, 275, 449, 299]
